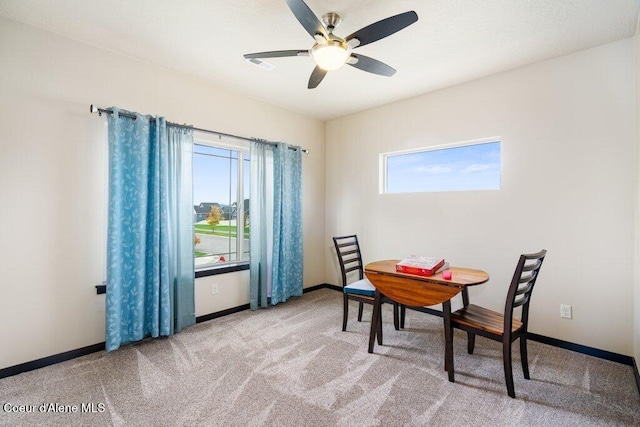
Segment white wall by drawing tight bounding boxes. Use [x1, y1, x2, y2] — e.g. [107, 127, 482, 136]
[326, 39, 636, 355]
[0, 17, 325, 370]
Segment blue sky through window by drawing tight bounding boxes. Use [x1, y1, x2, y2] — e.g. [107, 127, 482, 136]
[193, 144, 237, 205]
[386, 141, 501, 193]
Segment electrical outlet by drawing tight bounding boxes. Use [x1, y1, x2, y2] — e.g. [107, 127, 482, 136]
[211, 284, 219, 295]
[560, 304, 572, 319]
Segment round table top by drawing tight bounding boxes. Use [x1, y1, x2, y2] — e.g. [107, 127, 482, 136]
[364, 259, 489, 287]
[364, 259, 489, 307]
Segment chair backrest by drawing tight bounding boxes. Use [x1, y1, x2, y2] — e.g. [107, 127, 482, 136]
[504, 249, 547, 334]
[332, 235, 364, 288]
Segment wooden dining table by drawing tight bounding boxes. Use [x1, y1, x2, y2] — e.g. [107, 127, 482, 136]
[364, 260, 489, 382]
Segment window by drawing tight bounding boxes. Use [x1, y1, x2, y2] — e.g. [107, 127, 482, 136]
[193, 134, 250, 272]
[381, 139, 501, 193]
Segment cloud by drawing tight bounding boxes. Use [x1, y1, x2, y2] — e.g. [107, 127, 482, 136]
[461, 164, 492, 173]
[414, 165, 452, 174]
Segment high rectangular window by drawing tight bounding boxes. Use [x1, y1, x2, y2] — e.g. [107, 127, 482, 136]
[381, 140, 501, 193]
[193, 135, 249, 271]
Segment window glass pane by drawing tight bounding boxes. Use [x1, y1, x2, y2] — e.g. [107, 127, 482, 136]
[385, 141, 501, 193]
[193, 142, 246, 269]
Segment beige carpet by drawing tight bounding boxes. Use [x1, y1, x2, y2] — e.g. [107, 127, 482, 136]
[1, 288, 638, 426]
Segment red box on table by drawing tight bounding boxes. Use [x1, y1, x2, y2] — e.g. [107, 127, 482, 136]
[396, 256, 446, 277]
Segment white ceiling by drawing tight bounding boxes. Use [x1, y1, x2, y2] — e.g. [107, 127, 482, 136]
[1, 0, 638, 121]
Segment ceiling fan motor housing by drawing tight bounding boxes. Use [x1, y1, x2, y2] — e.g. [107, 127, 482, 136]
[322, 12, 342, 33]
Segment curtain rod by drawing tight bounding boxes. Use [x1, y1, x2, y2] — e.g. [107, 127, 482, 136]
[89, 105, 309, 154]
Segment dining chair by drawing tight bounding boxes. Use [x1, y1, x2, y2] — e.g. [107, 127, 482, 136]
[332, 235, 404, 332]
[449, 249, 547, 398]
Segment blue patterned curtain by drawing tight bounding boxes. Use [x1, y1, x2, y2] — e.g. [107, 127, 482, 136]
[249, 141, 303, 309]
[106, 107, 195, 352]
[271, 143, 303, 304]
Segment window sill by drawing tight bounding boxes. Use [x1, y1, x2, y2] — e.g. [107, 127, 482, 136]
[96, 263, 250, 294]
[195, 262, 250, 278]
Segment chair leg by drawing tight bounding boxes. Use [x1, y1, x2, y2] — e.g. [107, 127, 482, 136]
[368, 291, 382, 353]
[377, 298, 384, 345]
[342, 294, 348, 332]
[393, 303, 400, 330]
[467, 332, 476, 354]
[357, 302, 364, 322]
[400, 305, 406, 329]
[520, 335, 530, 380]
[503, 339, 515, 398]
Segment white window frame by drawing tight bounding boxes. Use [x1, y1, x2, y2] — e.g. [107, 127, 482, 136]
[379, 137, 501, 194]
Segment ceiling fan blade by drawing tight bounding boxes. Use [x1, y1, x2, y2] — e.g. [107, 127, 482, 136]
[244, 50, 308, 59]
[286, 0, 328, 40]
[308, 66, 328, 89]
[347, 54, 396, 77]
[346, 11, 418, 48]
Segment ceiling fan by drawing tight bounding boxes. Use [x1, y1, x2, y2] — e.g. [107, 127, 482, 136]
[244, 0, 418, 89]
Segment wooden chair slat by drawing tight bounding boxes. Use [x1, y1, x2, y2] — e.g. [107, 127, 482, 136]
[515, 282, 534, 296]
[343, 257, 359, 265]
[522, 259, 542, 272]
[518, 270, 537, 283]
[513, 294, 530, 307]
[344, 265, 360, 274]
[336, 241, 357, 249]
[339, 249, 358, 257]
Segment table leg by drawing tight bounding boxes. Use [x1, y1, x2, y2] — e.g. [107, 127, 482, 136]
[393, 303, 399, 330]
[461, 287, 474, 350]
[462, 287, 470, 307]
[368, 290, 383, 353]
[443, 299, 455, 382]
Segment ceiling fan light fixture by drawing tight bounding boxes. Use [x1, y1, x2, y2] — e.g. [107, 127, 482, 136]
[311, 41, 350, 71]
